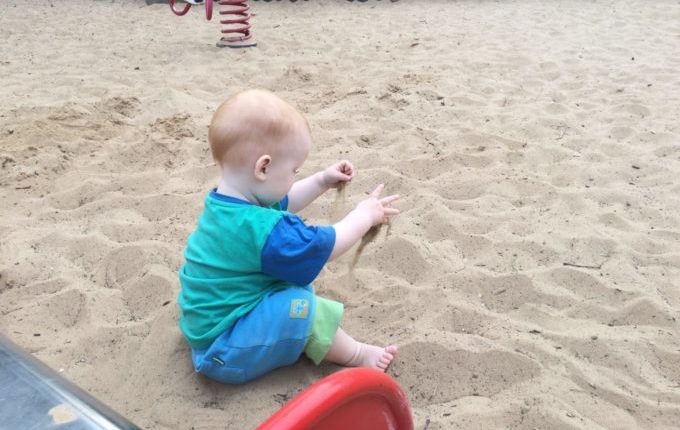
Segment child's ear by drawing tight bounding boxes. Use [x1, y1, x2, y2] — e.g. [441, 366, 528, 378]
[254, 155, 271, 181]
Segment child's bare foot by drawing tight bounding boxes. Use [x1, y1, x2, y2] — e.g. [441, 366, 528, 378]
[344, 343, 397, 371]
[323, 328, 397, 371]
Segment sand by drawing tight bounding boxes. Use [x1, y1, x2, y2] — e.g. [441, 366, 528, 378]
[1, 0, 680, 428]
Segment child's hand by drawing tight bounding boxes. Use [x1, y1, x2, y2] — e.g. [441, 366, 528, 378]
[355, 184, 400, 226]
[329, 184, 400, 260]
[321, 160, 354, 189]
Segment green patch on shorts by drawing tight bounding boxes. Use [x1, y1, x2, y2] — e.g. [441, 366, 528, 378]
[303, 296, 343, 365]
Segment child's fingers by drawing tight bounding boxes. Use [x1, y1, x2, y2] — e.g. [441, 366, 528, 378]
[343, 161, 354, 176]
[337, 160, 353, 175]
[370, 184, 385, 198]
[383, 207, 400, 216]
[380, 194, 400, 205]
[328, 168, 351, 184]
[336, 171, 352, 181]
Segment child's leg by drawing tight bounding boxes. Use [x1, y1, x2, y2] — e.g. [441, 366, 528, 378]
[323, 328, 397, 371]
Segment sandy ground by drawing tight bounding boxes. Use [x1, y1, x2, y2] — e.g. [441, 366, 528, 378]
[1, 0, 680, 428]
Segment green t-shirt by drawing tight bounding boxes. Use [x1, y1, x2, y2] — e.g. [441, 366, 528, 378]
[177, 191, 335, 349]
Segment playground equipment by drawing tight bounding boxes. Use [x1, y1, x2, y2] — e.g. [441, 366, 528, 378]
[1, 331, 413, 429]
[169, 0, 256, 48]
[0, 333, 141, 430]
[257, 368, 414, 430]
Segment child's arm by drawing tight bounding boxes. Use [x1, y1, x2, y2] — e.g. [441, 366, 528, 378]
[287, 160, 354, 213]
[329, 184, 399, 260]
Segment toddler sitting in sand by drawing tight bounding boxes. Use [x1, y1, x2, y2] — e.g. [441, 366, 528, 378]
[177, 89, 399, 384]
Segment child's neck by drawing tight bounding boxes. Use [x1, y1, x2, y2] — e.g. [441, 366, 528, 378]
[216, 174, 259, 205]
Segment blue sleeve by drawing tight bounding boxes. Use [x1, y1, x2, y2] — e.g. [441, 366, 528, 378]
[278, 195, 289, 211]
[261, 214, 336, 286]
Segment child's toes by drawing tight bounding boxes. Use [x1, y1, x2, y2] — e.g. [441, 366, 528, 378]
[378, 350, 395, 369]
[382, 346, 396, 361]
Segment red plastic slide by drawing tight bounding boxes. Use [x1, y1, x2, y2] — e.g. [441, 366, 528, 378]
[257, 368, 413, 430]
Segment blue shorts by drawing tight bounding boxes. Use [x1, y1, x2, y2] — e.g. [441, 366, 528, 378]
[191, 286, 315, 384]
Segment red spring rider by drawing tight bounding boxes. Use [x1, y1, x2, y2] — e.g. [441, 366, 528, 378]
[169, 0, 256, 48]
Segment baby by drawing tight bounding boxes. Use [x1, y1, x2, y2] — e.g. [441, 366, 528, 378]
[178, 89, 400, 384]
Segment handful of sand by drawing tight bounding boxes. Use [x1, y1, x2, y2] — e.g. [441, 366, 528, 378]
[330, 184, 388, 271]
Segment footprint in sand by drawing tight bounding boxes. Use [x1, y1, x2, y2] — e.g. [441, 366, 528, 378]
[97, 246, 148, 289]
